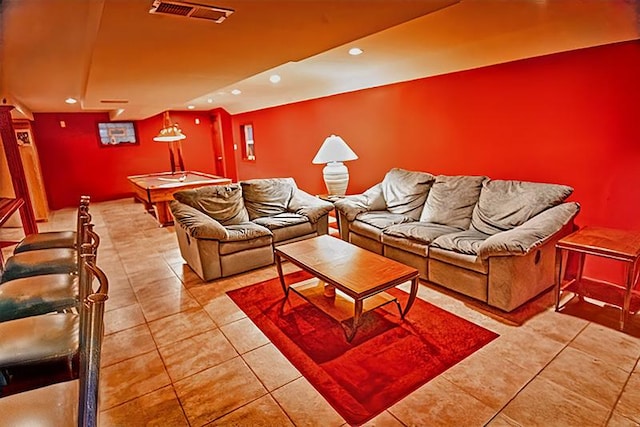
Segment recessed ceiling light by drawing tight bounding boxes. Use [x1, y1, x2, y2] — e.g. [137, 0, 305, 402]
[207, 98, 214, 103]
[231, 89, 242, 95]
[348, 47, 363, 56]
[269, 74, 281, 84]
[187, 105, 195, 110]
[65, 97, 78, 104]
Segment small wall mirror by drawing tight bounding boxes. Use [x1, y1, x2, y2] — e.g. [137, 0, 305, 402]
[241, 123, 255, 161]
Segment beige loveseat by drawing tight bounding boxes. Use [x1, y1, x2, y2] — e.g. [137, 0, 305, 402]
[334, 168, 580, 312]
[170, 178, 334, 281]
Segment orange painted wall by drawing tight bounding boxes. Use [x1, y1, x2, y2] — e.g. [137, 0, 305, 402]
[233, 40, 640, 233]
[32, 111, 218, 209]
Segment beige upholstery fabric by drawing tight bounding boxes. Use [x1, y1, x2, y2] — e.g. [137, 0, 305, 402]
[383, 222, 459, 245]
[431, 229, 491, 256]
[241, 178, 296, 220]
[429, 247, 488, 274]
[170, 201, 228, 240]
[173, 184, 249, 225]
[288, 189, 334, 223]
[381, 168, 435, 220]
[223, 223, 273, 243]
[419, 175, 486, 229]
[478, 202, 580, 259]
[334, 183, 386, 221]
[471, 180, 573, 235]
[354, 211, 414, 230]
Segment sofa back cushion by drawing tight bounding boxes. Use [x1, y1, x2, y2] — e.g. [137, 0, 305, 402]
[173, 184, 249, 226]
[420, 175, 486, 230]
[241, 178, 296, 220]
[471, 180, 573, 235]
[381, 168, 435, 220]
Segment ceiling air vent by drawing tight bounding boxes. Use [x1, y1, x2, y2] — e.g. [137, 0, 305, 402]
[149, 0, 234, 23]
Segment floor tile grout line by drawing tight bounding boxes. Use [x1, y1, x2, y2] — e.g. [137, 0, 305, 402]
[482, 321, 591, 426]
[603, 353, 640, 426]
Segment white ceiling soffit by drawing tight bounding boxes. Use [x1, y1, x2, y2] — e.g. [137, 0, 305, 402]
[1, 0, 639, 121]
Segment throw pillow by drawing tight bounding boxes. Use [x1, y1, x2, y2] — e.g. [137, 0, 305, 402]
[381, 168, 435, 220]
[241, 177, 297, 220]
[420, 175, 487, 230]
[173, 184, 249, 226]
[470, 180, 573, 235]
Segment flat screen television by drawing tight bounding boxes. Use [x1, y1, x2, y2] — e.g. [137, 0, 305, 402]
[97, 121, 138, 146]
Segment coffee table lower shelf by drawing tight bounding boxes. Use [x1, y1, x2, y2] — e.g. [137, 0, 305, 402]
[287, 278, 402, 342]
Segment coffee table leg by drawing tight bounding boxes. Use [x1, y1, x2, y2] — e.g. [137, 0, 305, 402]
[275, 253, 288, 296]
[346, 299, 364, 342]
[402, 276, 419, 319]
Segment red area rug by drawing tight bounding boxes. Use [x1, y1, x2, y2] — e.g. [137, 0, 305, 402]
[228, 271, 498, 426]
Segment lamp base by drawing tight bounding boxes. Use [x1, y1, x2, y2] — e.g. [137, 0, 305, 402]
[323, 161, 349, 195]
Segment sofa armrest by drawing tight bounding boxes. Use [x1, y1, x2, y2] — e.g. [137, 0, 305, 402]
[169, 201, 228, 240]
[288, 188, 334, 223]
[334, 183, 386, 221]
[478, 202, 580, 259]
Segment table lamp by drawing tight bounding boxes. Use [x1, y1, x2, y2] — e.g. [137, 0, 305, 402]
[312, 134, 358, 195]
[153, 111, 186, 174]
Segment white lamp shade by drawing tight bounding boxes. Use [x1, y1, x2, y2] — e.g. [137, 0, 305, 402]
[312, 135, 358, 164]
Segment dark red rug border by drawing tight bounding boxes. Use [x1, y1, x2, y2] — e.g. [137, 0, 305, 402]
[228, 271, 498, 425]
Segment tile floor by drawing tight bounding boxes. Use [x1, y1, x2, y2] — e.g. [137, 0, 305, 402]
[1, 198, 640, 426]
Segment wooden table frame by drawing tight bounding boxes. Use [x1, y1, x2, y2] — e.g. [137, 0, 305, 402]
[555, 226, 640, 330]
[275, 235, 420, 342]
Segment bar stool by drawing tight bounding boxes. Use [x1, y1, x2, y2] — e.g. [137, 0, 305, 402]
[0, 256, 108, 427]
[0, 226, 100, 323]
[13, 196, 90, 254]
[0, 216, 97, 284]
[0, 250, 107, 390]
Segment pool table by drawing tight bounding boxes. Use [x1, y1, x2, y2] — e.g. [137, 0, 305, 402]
[127, 171, 231, 226]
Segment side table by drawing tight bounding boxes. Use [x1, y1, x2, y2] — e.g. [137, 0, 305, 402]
[555, 226, 640, 329]
[316, 194, 345, 237]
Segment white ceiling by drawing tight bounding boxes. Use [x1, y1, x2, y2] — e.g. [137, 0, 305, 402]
[1, 0, 638, 121]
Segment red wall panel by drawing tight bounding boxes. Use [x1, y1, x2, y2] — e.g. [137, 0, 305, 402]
[233, 40, 640, 233]
[32, 111, 218, 209]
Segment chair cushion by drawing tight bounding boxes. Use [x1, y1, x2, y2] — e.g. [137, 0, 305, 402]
[381, 168, 435, 220]
[14, 231, 77, 254]
[221, 222, 273, 243]
[431, 230, 492, 256]
[354, 211, 414, 230]
[173, 184, 249, 226]
[0, 274, 78, 322]
[383, 222, 460, 245]
[0, 313, 78, 367]
[252, 213, 309, 230]
[471, 180, 573, 235]
[241, 178, 297, 220]
[419, 175, 486, 230]
[1, 248, 77, 283]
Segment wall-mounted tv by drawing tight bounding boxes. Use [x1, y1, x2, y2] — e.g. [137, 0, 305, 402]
[97, 121, 138, 146]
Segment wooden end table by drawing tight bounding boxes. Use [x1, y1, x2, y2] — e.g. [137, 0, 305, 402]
[555, 226, 640, 329]
[275, 235, 420, 342]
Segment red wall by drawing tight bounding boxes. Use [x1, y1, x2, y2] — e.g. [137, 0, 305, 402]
[32, 111, 218, 209]
[233, 40, 640, 232]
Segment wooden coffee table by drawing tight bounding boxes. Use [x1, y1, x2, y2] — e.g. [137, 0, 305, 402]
[275, 235, 420, 341]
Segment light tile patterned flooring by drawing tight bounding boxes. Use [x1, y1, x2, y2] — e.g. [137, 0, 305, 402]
[2, 199, 640, 426]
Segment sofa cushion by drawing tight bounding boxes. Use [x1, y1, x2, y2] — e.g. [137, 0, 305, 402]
[471, 180, 573, 235]
[253, 213, 309, 230]
[221, 222, 273, 243]
[173, 184, 249, 226]
[383, 222, 460, 245]
[430, 230, 491, 256]
[419, 175, 486, 230]
[241, 178, 296, 220]
[381, 168, 435, 220]
[355, 211, 414, 230]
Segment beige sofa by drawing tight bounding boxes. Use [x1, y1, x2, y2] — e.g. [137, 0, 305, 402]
[334, 168, 580, 312]
[170, 178, 333, 281]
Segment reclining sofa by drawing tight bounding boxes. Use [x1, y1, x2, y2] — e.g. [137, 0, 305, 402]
[334, 168, 580, 312]
[170, 178, 333, 281]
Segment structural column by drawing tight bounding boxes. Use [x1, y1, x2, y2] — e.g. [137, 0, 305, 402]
[0, 105, 38, 235]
